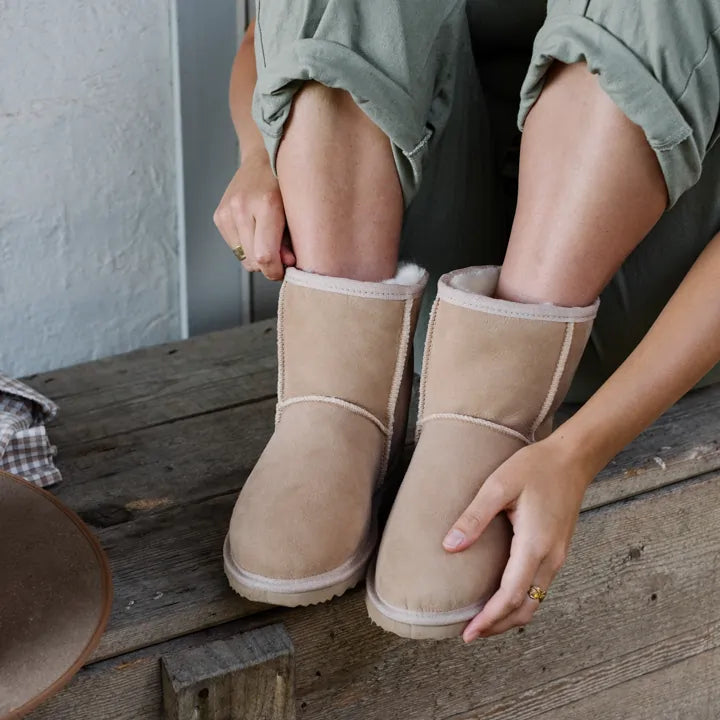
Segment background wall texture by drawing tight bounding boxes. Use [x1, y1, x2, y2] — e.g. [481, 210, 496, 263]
[0, 0, 181, 376]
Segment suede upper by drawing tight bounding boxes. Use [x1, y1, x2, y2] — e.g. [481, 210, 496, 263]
[227, 266, 428, 586]
[372, 266, 598, 620]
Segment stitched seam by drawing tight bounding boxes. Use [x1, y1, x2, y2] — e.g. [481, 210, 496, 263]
[285, 273, 423, 300]
[275, 281, 287, 426]
[277, 396, 389, 436]
[381, 298, 413, 479]
[673, 23, 720, 106]
[440, 293, 597, 322]
[419, 413, 531, 445]
[416, 298, 439, 442]
[530, 322, 574, 441]
[406, 129, 432, 159]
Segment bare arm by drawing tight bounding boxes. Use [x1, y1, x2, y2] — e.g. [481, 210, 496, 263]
[449, 230, 720, 641]
[229, 21, 265, 161]
[213, 20, 293, 280]
[560, 230, 720, 476]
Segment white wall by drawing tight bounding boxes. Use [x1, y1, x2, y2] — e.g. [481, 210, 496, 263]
[0, 0, 181, 376]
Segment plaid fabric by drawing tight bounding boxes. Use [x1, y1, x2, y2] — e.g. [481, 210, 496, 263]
[0, 373, 61, 487]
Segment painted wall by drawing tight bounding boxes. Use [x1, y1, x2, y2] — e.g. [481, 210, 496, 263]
[0, 0, 181, 377]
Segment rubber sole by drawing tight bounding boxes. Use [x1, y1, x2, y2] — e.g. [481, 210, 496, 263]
[223, 526, 376, 607]
[364, 561, 480, 640]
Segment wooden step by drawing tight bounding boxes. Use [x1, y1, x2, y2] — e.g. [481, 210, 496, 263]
[20, 321, 720, 719]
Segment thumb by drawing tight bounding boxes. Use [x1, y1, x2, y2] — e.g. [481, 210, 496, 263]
[442, 476, 508, 553]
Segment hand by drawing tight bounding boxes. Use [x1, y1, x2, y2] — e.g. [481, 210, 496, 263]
[213, 149, 295, 280]
[442, 434, 593, 642]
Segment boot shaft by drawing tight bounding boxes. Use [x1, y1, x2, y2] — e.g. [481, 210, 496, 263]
[419, 267, 599, 441]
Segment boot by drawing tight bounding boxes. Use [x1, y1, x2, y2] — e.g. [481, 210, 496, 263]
[224, 264, 428, 606]
[366, 266, 598, 638]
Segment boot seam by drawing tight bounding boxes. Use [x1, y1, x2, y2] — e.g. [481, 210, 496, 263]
[530, 321, 574, 441]
[382, 297, 414, 478]
[416, 297, 440, 442]
[419, 413, 531, 444]
[366, 564, 485, 624]
[439, 266, 600, 322]
[275, 281, 288, 426]
[285, 266, 428, 300]
[277, 395, 389, 436]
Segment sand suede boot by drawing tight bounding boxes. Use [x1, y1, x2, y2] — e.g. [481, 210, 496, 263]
[224, 265, 428, 606]
[366, 266, 599, 638]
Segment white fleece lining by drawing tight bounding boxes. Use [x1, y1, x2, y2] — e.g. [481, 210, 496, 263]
[439, 266, 600, 322]
[365, 561, 484, 625]
[277, 395, 389, 436]
[285, 264, 428, 300]
[530, 321, 574, 440]
[383, 263, 426, 286]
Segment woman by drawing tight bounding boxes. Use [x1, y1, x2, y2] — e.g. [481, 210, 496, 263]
[214, 0, 720, 642]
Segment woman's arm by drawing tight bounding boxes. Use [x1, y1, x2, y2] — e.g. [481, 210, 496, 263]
[229, 21, 265, 161]
[446, 230, 720, 641]
[559, 230, 720, 475]
[213, 20, 294, 280]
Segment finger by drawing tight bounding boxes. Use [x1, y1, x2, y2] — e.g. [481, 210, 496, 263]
[213, 205, 241, 251]
[470, 556, 557, 638]
[443, 478, 509, 553]
[253, 194, 286, 280]
[214, 201, 257, 271]
[462, 534, 543, 642]
[229, 207, 259, 272]
[280, 233, 296, 267]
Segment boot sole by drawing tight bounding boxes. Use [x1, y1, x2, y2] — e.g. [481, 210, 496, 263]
[223, 525, 376, 607]
[364, 560, 481, 640]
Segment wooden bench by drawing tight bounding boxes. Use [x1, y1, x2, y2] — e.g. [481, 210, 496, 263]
[23, 319, 720, 719]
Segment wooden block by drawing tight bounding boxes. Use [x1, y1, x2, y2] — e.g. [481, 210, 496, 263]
[161, 624, 295, 720]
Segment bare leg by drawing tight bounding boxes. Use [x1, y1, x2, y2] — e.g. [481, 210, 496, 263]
[498, 62, 668, 307]
[276, 82, 403, 281]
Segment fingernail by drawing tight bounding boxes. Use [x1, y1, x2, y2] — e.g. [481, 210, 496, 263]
[443, 529, 466, 549]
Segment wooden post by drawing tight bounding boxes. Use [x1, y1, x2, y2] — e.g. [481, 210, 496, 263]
[161, 623, 295, 720]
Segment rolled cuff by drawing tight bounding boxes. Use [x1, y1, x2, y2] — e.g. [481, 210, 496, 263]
[517, 14, 703, 208]
[252, 39, 434, 206]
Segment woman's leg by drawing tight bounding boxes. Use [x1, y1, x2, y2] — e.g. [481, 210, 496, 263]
[498, 61, 667, 308]
[276, 83, 403, 282]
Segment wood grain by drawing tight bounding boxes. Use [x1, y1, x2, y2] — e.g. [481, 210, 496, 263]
[18, 321, 720, 669]
[539, 645, 720, 720]
[162, 624, 294, 720]
[27, 470, 720, 720]
[24, 320, 278, 446]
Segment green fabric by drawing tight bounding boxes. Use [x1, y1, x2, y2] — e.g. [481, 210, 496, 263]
[252, 0, 720, 401]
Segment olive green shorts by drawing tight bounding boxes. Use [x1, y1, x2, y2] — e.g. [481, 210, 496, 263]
[252, 0, 720, 401]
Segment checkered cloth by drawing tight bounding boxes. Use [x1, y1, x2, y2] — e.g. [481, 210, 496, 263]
[0, 373, 61, 487]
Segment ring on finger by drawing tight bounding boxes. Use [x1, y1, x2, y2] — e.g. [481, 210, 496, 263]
[527, 585, 547, 603]
[232, 244, 246, 262]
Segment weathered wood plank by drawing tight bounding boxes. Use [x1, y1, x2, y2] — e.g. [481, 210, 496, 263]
[25, 320, 276, 402]
[28, 470, 720, 720]
[22, 319, 720, 518]
[46, 354, 720, 525]
[89, 492, 262, 661]
[52, 398, 276, 520]
[23, 320, 278, 445]
[542, 645, 720, 720]
[162, 624, 294, 720]
[41, 383, 720, 666]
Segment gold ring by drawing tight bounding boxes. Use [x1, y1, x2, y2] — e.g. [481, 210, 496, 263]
[232, 244, 246, 262]
[528, 585, 547, 603]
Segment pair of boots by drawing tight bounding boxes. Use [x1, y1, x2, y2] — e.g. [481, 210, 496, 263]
[223, 265, 598, 639]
